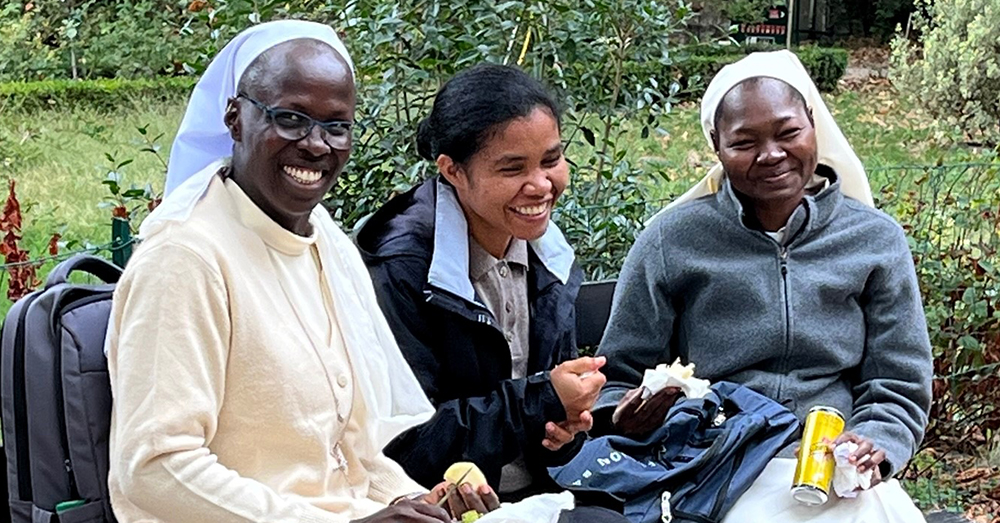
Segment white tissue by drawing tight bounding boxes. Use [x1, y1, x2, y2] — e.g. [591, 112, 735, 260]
[639, 360, 712, 400]
[832, 442, 873, 498]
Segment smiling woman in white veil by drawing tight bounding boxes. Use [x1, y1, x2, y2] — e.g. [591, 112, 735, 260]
[595, 51, 933, 522]
[105, 20, 459, 523]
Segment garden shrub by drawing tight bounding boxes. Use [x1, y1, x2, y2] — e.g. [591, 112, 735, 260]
[890, 0, 1000, 145]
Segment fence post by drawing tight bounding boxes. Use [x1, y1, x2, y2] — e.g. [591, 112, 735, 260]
[111, 218, 133, 267]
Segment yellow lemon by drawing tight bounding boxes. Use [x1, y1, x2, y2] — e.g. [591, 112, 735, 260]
[443, 462, 488, 489]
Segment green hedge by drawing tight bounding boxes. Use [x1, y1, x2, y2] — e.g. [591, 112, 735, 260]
[1, 45, 848, 113]
[0, 77, 197, 112]
[667, 45, 849, 97]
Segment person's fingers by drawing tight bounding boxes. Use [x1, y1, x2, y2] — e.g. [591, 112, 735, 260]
[626, 406, 667, 435]
[421, 483, 449, 505]
[650, 388, 681, 410]
[870, 456, 884, 486]
[630, 402, 664, 428]
[851, 439, 874, 463]
[622, 388, 644, 413]
[459, 483, 489, 515]
[478, 485, 501, 512]
[545, 422, 575, 444]
[633, 391, 675, 427]
[393, 499, 451, 522]
[833, 431, 860, 447]
[542, 421, 572, 450]
[560, 411, 594, 434]
[860, 449, 886, 474]
[652, 386, 682, 401]
[612, 388, 644, 424]
[408, 500, 452, 522]
[558, 356, 606, 374]
[581, 370, 607, 390]
[445, 485, 469, 520]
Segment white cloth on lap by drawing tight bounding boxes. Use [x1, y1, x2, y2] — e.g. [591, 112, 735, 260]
[721, 458, 926, 523]
[476, 492, 574, 523]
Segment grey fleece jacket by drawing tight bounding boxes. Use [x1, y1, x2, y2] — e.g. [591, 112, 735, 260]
[595, 168, 933, 477]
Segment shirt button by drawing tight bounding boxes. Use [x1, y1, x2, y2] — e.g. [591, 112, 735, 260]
[337, 374, 349, 388]
[505, 332, 513, 343]
[505, 302, 513, 313]
[499, 264, 509, 278]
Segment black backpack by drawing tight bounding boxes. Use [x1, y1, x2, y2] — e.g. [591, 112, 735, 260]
[1, 255, 121, 523]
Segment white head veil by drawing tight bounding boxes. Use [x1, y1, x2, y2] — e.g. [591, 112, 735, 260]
[148, 20, 355, 240]
[138, 21, 435, 448]
[165, 19, 354, 196]
[649, 50, 873, 222]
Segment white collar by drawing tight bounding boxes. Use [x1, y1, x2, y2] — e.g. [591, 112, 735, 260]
[427, 179, 574, 303]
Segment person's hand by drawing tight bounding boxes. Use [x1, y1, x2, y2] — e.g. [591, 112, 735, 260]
[541, 410, 593, 451]
[550, 356, 607, 423]
[424, 481, 501, 520]
[611, 386, 682, 436]
[832, 431, 885, 489]
[352, 497, 450, 522]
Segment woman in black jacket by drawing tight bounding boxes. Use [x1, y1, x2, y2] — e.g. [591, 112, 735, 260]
[356, 64, 606, 502]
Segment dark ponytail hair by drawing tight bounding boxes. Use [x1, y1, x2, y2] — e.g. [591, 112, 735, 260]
[416, 63, 561, 164]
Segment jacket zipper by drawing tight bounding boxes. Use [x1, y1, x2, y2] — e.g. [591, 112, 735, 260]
[778, 246, 791, 399]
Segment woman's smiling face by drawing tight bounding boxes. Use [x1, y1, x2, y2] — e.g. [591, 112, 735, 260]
[227, 39, 355, 235]
[444, 106, 569, 253]
[713, 77, 817, 209]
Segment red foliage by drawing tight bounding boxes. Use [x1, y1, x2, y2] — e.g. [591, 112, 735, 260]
[48, 233, 61, 256]
[1, 180, 40, 301]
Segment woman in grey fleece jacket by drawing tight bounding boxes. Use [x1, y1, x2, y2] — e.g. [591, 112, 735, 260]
[596, 51, 932, 521]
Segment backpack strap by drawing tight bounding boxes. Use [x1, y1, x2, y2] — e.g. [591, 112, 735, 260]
[44, 255, 121, 289]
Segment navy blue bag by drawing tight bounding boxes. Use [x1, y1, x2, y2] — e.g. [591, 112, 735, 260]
[549, 382, 800, 523]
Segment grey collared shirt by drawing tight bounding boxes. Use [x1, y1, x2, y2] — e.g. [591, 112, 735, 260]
[468, 236, 534, 494]
[468, 237, 530, 380]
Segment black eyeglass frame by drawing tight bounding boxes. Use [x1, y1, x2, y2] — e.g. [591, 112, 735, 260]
[236, 93, 355, 150]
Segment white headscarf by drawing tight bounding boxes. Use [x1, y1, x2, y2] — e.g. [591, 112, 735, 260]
[164, 19, 355, 197]
[650, 50, 873, 222]
[141, 21, 435, 449]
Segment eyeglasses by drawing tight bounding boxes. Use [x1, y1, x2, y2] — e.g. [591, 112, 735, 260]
[237, 93, 354, 151]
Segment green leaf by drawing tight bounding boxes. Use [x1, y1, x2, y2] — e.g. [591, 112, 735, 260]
[961, 287, 977, 305]
[122, 188, 147, 198]
[958, 335, 980, 351]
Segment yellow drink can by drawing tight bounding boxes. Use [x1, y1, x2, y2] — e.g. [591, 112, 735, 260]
[791, 406, 845, 505]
